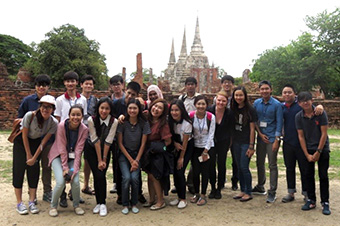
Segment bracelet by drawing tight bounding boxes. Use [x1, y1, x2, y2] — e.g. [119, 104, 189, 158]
[40, 145, 43, 151]
[202, 152, 209, 156]
[103, 156, 107, 159]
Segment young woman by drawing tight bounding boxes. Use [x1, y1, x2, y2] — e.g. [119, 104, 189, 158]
[48, 105, 88, 216]
[190, 95, 216, 206]
[230, 86, 257, 202]
[85, 97, 118, 217]
[207, 91, 233, 199]
[13, 95, 58, 215]
[117, 98, 150, 215]
[146, 85, 164, 109]
[168, 99, 193, 209]
[142, 99, 172, 210]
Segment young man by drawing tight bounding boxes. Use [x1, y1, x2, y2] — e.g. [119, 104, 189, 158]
[108, 75, 125, 194]
[54, 71, 87, 207]
[296, 91, 331, 215]
[178, 77, 200, 194]
[111, 81, 147, 205]
[252, 80, 283, 203]
[179, 77, 200, 113]
[80, 75, 98, 196]
[18, 74, 53, 203]
[110, 75, 125, 100]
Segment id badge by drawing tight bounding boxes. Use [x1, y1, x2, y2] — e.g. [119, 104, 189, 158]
[68, 152, 75, 159]
[260, 121, 267, 128]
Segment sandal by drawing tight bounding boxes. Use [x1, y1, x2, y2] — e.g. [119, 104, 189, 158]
[197, 197, 207, 206]
[82, 187, 95, 195]
[190, 195, 199, 203]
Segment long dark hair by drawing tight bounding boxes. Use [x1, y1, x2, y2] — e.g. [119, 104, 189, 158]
[230, 86, 253, 125]
[168, 99, 192, 135]
[93, 97, 114, 136]
[125, 98, 147, 122]
[148, 98, 168, 128]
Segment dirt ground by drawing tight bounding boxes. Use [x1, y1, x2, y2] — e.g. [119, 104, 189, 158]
[0, 134, 339, 226]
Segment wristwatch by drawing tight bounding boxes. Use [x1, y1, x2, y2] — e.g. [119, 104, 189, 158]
[275, 137, 281, 141]
[317, 149, 323, 154]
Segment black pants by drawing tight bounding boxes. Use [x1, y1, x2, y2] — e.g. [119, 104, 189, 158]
[306, 149, 329, 203]
[12, 134, 41, 189]
[209, 140, 230, 190]
[192, 147, 210, 195]
[85, 142, 111, 204]
[230, 145, 239, 186]
[174, 139, 194, 199]
[283, 142, 308, 194]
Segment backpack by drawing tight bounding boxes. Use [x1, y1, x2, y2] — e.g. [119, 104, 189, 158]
[189, 111, 213, 134]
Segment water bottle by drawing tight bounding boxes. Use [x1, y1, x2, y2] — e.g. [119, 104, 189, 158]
[65, 168, 74, 182]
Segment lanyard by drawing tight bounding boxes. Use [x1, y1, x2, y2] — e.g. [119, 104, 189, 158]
[68, 97, 78, 108]
[87, 96, 92, 113]
[197, 117, 206, 134]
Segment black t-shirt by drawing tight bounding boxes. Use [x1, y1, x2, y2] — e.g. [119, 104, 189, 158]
[232, 106, 257, 144]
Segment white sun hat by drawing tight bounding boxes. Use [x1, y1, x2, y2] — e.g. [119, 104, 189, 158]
[39, 95, 56, 106]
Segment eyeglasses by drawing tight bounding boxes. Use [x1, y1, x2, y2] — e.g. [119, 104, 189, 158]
[41, 104, 53, 110]
[36, 83, 49, 87]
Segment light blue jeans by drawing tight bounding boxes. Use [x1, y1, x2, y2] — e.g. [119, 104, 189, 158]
[233, 143, 252, 195]
[51, 157, 80, 208]
[119, 154, 140, 206]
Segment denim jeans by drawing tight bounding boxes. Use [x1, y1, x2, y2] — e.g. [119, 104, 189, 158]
[51, 157, 80, 208]
[119, 153, 140, 206]
[233, 143, 252, 195]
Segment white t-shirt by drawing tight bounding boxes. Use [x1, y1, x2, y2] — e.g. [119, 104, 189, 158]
[55, 93, 87, 121]
[192, 112, 216, 150]
[173, 119, 192, 142]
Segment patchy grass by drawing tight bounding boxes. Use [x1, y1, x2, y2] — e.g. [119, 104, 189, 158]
[0, 130, 11, 135]
[0, 160, 12, 183]
[328, 129, 340, 136]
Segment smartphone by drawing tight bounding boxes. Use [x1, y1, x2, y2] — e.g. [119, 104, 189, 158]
[198, 154, 210, 162]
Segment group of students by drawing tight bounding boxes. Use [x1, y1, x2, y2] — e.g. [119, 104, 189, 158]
[12, 72, 331, 217]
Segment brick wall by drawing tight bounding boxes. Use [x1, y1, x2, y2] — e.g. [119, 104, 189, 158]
[1, 89, 339, 129]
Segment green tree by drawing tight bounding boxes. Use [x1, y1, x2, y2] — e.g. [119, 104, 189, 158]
[0, 34, 32, 76]
[129, 68, 157, 85]
[25, 24, 108, 89]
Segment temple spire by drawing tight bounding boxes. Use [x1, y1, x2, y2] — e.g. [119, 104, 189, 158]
[168, 38, 176, 65]
[179, 27, 187, 59]
[190, 16, 204, 55]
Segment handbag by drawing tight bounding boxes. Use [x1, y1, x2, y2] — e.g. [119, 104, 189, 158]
[7, 111, 35, 143]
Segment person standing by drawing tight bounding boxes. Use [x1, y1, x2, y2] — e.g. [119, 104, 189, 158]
[13, 95, 58, 215]
[252, 80, 283, 203]
[17, 74, 54, 203]
[80, 75, 98, 196]
[296, 91, 331, 215]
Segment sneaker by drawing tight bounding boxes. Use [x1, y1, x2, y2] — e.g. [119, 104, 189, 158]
[43, 191, 52, 203]
[16, 202, 28, 215]
[93, 204, 100, 214]
[171, 187, 177, 194]
[110, 184, 117, 194]
[214, 189, 222, 199]
[49, 208, 58, 217]
[29, 202, 40, 214]
[169, 199, 179, 206]
[99, 204, 107, 217]
[266, 193, 277, 203]
[208, 189, 216, 199]
[131, 206, 139, 214]
[252, 186, 267, 195]
[301, 200, 316, 211]
[282, 194, 295, 203]
[34, 198, 38, 205]
[74, 207, 85, 215]
[177, 200, 187, 209]
[138, 194, 147, 204]
[121, 207, 129, 215]
[68, 190, 84, 203]
[59, 194, 68, 208]
[322, 202, 331, 215]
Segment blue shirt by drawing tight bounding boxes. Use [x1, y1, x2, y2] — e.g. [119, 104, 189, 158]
[18, 93, 40, 118]
[253, 96, 283, 143]
[112, 97, 127, 118]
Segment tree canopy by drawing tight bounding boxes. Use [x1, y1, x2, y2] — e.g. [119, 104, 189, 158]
[25, 24, 109, 89]
[0, 34, 32, 76]
[250, 8, 340, 97]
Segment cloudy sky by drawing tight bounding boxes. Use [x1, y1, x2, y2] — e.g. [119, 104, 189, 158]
[2, 0, 339, 78]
